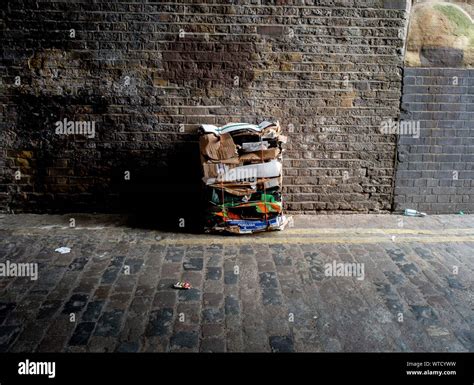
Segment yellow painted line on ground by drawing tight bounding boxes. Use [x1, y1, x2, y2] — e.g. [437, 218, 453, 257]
[7, 226, 474, 245]
[284, 228, 474, 235]
[158, 235, 474, 245]
[6, 225, 473, 236]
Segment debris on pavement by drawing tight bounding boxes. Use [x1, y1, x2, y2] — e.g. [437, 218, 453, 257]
[173, 281, 191, 290]
[199, 121, 291, 234]
[404, 209, 427, 217]
[54, 247, 71, 254]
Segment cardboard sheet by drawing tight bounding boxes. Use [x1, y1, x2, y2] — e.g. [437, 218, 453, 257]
[239, 148, 280, 162]
[201, 121, 278, 135]
[241, 141, 269, 152]
[202, 163, 236, 179]
[200, 120, 287, 234]
[223, 215, 290, 234]
[199, 133, 237, 161]
[206, 160, 281, 184]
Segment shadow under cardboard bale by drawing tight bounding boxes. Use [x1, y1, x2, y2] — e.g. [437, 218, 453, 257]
[116, 143, 204, 233]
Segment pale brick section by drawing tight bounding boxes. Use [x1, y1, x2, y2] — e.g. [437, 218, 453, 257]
[394, 68, 474, 214]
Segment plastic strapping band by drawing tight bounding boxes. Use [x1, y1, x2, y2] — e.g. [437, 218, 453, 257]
[219, 163, 226, 224]
[260, 134, 268, 228]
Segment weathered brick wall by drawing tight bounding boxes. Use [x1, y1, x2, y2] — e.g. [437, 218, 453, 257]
[1, 0, 409, 222]
[394, 67, 474, 214]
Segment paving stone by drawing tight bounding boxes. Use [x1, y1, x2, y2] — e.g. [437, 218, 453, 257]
[120, 316, 147, 342]
[170, 331, 198, 350]
[176, 303, 200, 324]
[87, 336, 117, 353]
[0, 325, 21, 352]
[1, 214, 474, 353]
[206, 267, 222, 280]
[37, 335, 68, 352]
[273, 254, 292, 266]
[400, 263, 419, 275]
[165, 248, 184, 262]
[201, 323, 224, 338]
[409, 305, 438, 325]
[239, 245, 254, 255]
[203, 280, 223, 293]
[269, 245, 287, 254]
[269, 336, 295, 352]
[73, 277, 99, 294]
[0, 302, 17, 323]
[100, 268, 120, 285]
[62, 294, 89, 315]
[446, 276, 465, 290]
[413, 247, 433, 260]
[257, 261, 275, 272]
[143, 336, 167, 352]
[112, 272, 136, 294]
[261, 288, 283, 306]
[259, 272, 279, 288]
[178, 288, 201, 302]
[135, 284, 155, 297]
[160, 263, 181, 277]
[384, 271, 405, 285]
[67, 257, 89, 271]
[201, 337, 226, 352]
[157, 279, 176, 291]
[37, 300, 62, 320]
[224, 295, 240, 315]
[387, 249, 406, 262]
[183, 257, 203, 271]
[44, 316, 75, 336]
[226, 329, 244, 352]
[275, 265, 294, 280]
[69, 322, 95, 346]
[93, 285, 111, 300]
[207, 254, 223, 267]
[203, 293, 223, 307]
[153, 292, 177, 308]
[146, 308, 173, 337]
[375, 282, 405, 313]
[14, 319, 48, 344]
[224, 270, 238, 285]
[110, 256, 126, 267]
[116, 341, 140, 352]
[82, 301, 105, 322]
[181, 271, 203, 287]
[123, 259, 144, 275]
[202, 308, 224, 323]
[94, 309, 124, 337]
[454, 330, 474, 351]
[8, 340, 38, 353]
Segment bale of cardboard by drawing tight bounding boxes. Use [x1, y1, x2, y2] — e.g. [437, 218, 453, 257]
[198, 121, 291, 234]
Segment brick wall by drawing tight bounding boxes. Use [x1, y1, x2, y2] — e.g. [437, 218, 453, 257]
[394, 67, 474, 214]
[1, 0, 409, 222]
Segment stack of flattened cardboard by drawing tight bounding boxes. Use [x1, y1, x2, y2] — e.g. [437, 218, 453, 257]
[199, 121, 291, 234]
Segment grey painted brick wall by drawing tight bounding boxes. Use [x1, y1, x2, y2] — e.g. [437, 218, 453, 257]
[1, 0, 409, 220]
[394, 67, 474, 214]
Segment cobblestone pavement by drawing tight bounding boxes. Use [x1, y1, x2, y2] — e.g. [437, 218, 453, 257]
[0, 214, 473, 352]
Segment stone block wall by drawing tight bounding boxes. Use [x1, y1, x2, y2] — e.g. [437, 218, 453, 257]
[1, 1, 409, 220]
